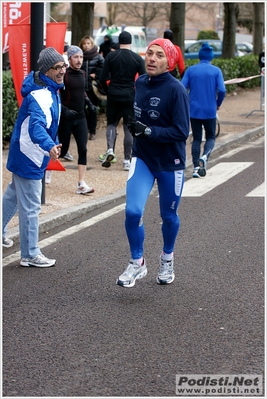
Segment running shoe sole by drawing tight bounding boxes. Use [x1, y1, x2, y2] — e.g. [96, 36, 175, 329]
[76, 188, 95, 195]
[198, 157, 207, 176]
[102, 154, 114, 168]
[156, 272, 175, 285]
[20, 259, 56, 267]
[116, 268, 147, 288]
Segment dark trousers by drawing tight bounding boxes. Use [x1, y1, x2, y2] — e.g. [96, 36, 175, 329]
[190, 118, 216, 167]
[105, 98, 134, 160]
[58, 116, 88, 165]
[86, 89, 98, 135]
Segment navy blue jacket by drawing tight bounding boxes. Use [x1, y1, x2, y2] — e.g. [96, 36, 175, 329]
[132, 72, 190, 172]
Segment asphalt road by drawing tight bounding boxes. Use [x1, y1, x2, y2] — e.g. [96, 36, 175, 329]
[2, 137, 264, 397]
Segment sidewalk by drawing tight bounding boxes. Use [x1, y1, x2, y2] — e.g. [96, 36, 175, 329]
[2, 87, 265, 243]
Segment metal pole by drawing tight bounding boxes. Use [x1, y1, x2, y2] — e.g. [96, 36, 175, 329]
[30, 3, 46, 204]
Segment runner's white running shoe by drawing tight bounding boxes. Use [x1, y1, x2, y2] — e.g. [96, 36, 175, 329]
[116, 259, 147, 288]
[123, 160, 131, 171]
[198, 155, 207, 177]
[101, 148, 115, 168]
[76, 181, 95, 194]
[157, 255, 175, 285]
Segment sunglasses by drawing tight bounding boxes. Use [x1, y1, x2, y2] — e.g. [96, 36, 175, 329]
[50, 63, 68, 71]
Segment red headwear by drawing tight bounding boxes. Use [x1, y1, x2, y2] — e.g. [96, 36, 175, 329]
[147, 38, 177, 70]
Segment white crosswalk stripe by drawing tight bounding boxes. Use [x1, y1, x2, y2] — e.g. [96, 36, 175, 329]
[246, 182, 265, 197]
[183, 162, 254, 197]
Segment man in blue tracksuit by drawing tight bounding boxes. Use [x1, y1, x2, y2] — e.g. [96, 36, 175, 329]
[2, 47, 66, 267]
[181, 43, 226, 177]
[116, 38, 190, 288]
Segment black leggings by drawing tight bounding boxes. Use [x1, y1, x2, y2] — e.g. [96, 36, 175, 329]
[57, 116, 88, 165]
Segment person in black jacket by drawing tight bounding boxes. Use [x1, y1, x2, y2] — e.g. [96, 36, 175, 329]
[58, 45, 95, 195]
[99, 31, 146, 171]
[99, 34, 114, 58]
[80, 36, 104, 140]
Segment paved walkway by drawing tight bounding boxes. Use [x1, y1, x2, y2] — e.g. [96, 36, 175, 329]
[2, 87, 265, 244]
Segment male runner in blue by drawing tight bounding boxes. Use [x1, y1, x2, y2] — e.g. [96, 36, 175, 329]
[116, 39, 190, 287]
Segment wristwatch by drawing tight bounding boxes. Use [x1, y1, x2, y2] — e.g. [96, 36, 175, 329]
[144, 127, 152, 136]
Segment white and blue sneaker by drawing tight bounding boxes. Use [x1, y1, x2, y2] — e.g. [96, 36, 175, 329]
[198, 155, 207, 177]
[157, 255, 175, 285]
[116, 259, 147, 288]
[20, 253, 56, 268]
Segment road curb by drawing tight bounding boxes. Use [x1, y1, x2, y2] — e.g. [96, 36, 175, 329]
[6, 125, 264, 243]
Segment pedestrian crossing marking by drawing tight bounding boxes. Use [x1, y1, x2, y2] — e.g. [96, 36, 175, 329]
[246, 182, 265, 197]
[183, 162, 254, 197]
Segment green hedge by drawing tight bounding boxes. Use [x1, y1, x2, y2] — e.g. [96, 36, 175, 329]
[185, 54, 261, 92]
[2, 70, 19, 143]
[2, 55, 262, 143]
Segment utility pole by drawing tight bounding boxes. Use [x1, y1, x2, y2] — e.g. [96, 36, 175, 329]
[30, 3, 46, 204]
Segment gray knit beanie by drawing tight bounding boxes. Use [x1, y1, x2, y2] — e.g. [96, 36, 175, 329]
[67, 45, 83, 59]
[37, 47, 65, 74]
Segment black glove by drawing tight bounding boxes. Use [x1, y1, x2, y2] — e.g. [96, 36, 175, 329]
[127, 116, 148, 137]
[61, 105, 78, 120]
[85, 97, 97, 114]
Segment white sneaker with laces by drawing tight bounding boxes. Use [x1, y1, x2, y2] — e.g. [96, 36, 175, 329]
[101, 148, 114, 168]
[20, 254, 56, 267]
[3, 236, 14, 248]
[157, 255, 175, 285]
[123, 160, 131, 171]
[76, 180, 95, 195]
[116, 259, 147, 288]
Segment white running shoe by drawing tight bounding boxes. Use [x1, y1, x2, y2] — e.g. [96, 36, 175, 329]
[76, 181, 95, 195]
[20, 253, 56, 267]
[116, 259, 147, 288]
[156, 255, 175, 285]
[101, 148, 114, 168]
[63, 151, 74, 161]
[3, 236, 14, 248]
[123, 160, 131, 171]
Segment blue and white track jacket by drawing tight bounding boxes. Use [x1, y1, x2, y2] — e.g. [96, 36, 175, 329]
[6, 71, 63, 179]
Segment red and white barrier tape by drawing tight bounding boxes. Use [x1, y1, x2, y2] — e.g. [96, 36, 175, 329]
[224, 74, 261, 85]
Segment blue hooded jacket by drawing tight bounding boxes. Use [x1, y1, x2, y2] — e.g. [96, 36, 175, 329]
[181, 60, 226, 119]
[6, 71, 63, 179]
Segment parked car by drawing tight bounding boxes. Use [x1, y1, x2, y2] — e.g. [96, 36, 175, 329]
[184, 39, 244, 59]
[236, 42, 253, 54]
[184, 39, 196, 49]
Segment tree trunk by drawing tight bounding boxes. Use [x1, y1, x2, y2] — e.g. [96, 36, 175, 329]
[253, 3, 264, 56]
[222, 3, 237, 58]
[71, 3, 94, 45]
[170, 3, 185, 51]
